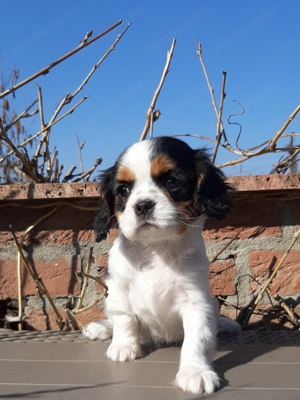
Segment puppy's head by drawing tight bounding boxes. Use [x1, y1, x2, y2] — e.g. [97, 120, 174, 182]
[95, 137, 232, 243]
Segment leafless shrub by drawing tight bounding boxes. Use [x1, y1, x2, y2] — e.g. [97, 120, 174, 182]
[0, 20, 129, 184]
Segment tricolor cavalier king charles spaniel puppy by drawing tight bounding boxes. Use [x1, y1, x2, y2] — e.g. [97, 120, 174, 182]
[83, 136, 239, 394]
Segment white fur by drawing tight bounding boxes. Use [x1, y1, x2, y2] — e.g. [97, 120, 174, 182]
[83, 139, 239, 395]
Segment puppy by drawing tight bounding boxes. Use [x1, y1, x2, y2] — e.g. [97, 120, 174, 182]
[83, 136, 238, 394]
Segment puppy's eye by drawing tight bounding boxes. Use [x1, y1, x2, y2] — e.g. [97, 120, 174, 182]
[117, 185, 130, 198]
[166, 178, 180, 190]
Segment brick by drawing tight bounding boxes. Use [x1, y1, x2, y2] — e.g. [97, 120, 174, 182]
[25, 307, 67, 331]
[0, 256, 80, 299]
[96, 255, 108, 268]
[24, 305, 106, 331]
[24, 307, 48, 330]
[219, 304, 238, 321]
[23, 255, 81, 297]
[209, 258, 236, 296]
[203, 200, 282, 242]
[249, 250, 300, 295]
[27, 206, 96, 245]
[0, 260, 18, 299]
[109, 228, 120, 243]
[0, 206, 96, 246]
[72, 307, 106, 328]
[0, 182, 100, 201]
[30, 228, 94, 245]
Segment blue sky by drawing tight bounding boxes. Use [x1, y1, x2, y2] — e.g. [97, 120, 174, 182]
[0, 0, 299, 177]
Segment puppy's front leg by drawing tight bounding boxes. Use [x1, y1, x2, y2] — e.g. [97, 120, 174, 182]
[176, 299, 220, 394]
[106, 291, 142, 362]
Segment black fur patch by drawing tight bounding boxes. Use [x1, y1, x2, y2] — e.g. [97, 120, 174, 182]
[94, 165, 117, 242]
[150, 137, 232, 218]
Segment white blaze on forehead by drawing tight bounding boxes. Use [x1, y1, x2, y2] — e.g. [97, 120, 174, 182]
[117, 139, 183, 242]
[119, 140, 152, 183]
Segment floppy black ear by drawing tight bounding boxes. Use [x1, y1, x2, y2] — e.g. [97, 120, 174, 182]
[193, 150, 233, 220]
[94, 166, 116, 242]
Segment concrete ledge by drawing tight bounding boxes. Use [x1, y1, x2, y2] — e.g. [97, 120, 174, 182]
[0, 182, 100, 201]
[1, 174, 300, 202]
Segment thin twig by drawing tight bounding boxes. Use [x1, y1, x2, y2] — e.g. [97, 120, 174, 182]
[10, 222, 65, 330]
[71, 158, 102, 182]
[70, 23, 131, 102]
[76, 271, 108, 292]
[268, 291, 299, 328]
[76, 134, 84, 173]
[268, 105, 300, 151]
[74, 247, 94, 311]
[15, 206, 60, 330]
[241, 229, 300, 325]
[255, 229, 300, 305]
[0, 118, 41, 182]
[0, 96, 88, 164]
[36, 84, 46, 130]
[140, 39, 176, 141]
[194, 38, 220, 120]
[218, 105, 300, 169]
[71, 293, 108, 315]
[210, 227, 242, 263]
[62, 166, 76, 182]
[72, 270, 108, 315]
[170, 133, 216, 144]
[0, 20, 122, 99]
[4, 99, 39, 131]
[211, 71, 226, 164]
[65, 309, 80, 330]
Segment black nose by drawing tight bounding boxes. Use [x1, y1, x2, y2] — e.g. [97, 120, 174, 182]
[134, 200, 155, 217]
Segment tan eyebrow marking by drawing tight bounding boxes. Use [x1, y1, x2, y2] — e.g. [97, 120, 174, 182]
[150, 155, 176, 177]
[116, 165, 136, 182]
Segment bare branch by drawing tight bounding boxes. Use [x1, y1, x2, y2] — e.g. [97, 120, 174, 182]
[0, 118, 41, 181]
[10, 219, 65, 330]
[211, 71, 226, 164]
[70, 23, 131, 102]
[80, 29, 93, 45]
[229, 101, 245, 153]
[0, 20, 122, 99]
[36, 84, 46, 130]
[170, 133, 216, 144]
[270, 146, 300, 174]
[35, 85, 52, 180]
[74, 247, 94, 311]
[194, 38, 219, 120]
[76, 134, 84, 173]
[69, 158, 102, 182]
[4, 99, 39, 131]
[0, 96, 88, 164]
[140, 39, 176, 141]
[62, 165, 76, 182]
[268, 104, 300, 151]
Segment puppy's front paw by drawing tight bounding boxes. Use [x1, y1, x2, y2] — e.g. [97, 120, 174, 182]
[107, 343, 142, 362]
[82, 321, 112, 341]
[175, 366, 220, 394]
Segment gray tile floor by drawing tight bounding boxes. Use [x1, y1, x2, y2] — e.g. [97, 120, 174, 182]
[0, 329, 300, 399]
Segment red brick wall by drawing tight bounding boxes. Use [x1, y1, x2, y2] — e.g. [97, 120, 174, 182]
[0, 177, 299, 330]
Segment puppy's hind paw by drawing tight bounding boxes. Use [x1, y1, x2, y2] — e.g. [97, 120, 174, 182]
[82, 320, 112, 341]
[107, 343, 142, 362]
[175, 366, 220, 394]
